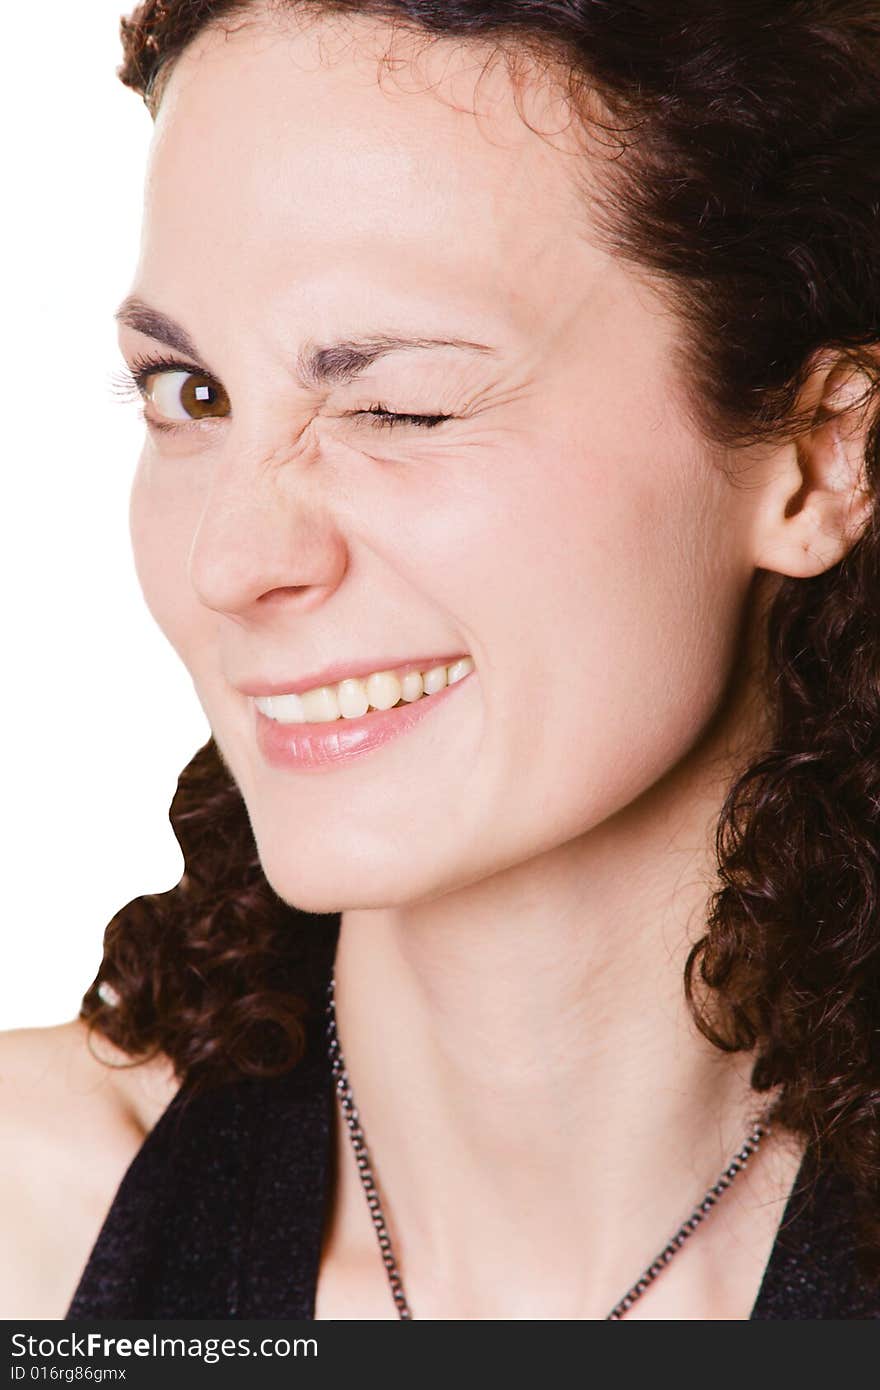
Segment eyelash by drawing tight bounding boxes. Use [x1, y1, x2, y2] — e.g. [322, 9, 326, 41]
[110, 352, 455, 434]
[360, 404, 453, 430]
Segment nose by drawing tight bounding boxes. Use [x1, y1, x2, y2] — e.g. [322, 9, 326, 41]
[187, 437, 349, 620]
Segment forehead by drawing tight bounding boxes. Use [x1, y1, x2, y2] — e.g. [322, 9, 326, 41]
[141, 13, 603, 333]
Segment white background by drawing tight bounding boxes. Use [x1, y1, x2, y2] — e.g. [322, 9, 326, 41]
[2, 3, 210, 1029]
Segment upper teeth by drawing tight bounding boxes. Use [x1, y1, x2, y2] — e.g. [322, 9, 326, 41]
[255, 657, 475, 724]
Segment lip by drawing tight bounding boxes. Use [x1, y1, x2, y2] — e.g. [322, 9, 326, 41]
[253, 668, 476, 771]
[237, 654, 470, 698]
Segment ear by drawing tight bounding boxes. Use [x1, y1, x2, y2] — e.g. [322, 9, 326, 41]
[751, 353, 877, 578]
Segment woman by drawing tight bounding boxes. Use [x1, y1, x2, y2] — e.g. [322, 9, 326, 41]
[3, 0, 879, 1320]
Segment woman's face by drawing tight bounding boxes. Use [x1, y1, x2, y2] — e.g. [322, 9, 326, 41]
[123, 13, 766, 911]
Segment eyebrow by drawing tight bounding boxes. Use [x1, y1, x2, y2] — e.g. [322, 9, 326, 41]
[115, 297, 201, 359]
[115, 296, 497, 386]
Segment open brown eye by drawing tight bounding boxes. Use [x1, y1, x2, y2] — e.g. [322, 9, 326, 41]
[146, 369, 231, 422]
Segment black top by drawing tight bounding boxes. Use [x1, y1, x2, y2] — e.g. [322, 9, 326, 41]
[65, 969, 880, 1320]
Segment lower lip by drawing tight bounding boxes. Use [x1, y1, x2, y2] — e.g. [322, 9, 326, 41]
[254, 670, 476, 771]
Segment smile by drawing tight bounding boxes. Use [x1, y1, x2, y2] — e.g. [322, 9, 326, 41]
[254, 657, 474, 723]
[253, 657, 476, 770]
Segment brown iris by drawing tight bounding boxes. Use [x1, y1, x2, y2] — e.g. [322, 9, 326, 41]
[176, 372, 230, 420]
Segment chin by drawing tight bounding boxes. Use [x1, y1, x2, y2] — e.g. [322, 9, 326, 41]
[251, 827, 430, 916]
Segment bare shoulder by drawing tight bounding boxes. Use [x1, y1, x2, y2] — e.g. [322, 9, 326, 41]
[0, 1017, 181, 1128]
[0, 1018, 181, 1318]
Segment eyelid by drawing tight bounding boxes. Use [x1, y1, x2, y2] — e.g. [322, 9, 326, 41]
[131, 351, 212, 390]
[346, 403, 455, 430]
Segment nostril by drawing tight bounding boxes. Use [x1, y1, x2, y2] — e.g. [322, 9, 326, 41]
[259, 585, 312, 601]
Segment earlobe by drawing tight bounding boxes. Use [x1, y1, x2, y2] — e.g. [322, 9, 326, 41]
[751, 355, 877, 579]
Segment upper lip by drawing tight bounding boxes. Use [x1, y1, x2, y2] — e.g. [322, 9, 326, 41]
[235, 653, 471, 697]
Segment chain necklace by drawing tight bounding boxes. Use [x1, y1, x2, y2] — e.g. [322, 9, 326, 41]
[325, 972, 772, 1320]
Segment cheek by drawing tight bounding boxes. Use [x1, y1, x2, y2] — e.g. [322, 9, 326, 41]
[449, 432, 752, 842]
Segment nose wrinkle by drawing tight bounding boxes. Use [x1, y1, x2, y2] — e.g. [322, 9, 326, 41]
[256, 420, 322, 481]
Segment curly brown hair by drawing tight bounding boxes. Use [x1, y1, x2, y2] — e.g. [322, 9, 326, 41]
[84, 0, 880, 1278]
